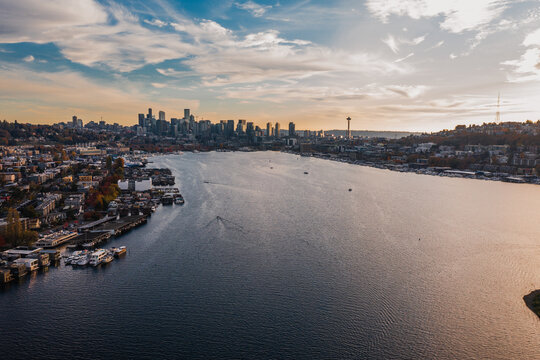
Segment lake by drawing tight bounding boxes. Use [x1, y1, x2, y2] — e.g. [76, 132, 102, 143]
[1, 151, 539, 359]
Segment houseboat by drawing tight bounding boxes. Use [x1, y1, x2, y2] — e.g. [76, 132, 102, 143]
[9, 263, 27, 278]
[89, 249, 107, 266]
[13, 258, 39, 272]
[0, 269, 14, 284]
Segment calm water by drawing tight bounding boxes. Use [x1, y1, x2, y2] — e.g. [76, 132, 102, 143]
[1, 152, 540, 359]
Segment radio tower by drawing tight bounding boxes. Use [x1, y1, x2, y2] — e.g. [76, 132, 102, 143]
[346, 116, 351, 139]
[495, 93, 501, 123]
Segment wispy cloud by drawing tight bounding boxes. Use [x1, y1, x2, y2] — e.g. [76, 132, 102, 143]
[23, 55, 35, 62]
[235, 1, 272, 17]
[395, 53, 414, 63]
[366, 0, 508, 34]
[144, 18, 167, 27]
[383, 34, 399, 53]
[502, 27, 540, 82]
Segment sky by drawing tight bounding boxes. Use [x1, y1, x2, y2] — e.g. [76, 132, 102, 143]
[1, 0, 540, 132]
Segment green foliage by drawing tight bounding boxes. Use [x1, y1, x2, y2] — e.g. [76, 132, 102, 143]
[21, 205, 38, 219]
[3, 208, 38, 246]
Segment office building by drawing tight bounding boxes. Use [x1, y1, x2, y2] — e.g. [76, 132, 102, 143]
[289, 122, 296, 137]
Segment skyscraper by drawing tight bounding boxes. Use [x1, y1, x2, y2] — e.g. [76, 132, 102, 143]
[227, 120, 235, 137]
[138, 113, 145, 127]
[184, 109, 190, 120]
[288, 122, 295, 137]
[159, 111, 165, 121]
[147, 108, 152, 119]
[266, 122, 273, 138]
[236, 119, 246, 134]
[275, 122, 281, 138]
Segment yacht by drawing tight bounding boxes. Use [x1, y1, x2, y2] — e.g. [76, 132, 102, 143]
[76, 256, 89, 266]
[89, 249, 107, 267]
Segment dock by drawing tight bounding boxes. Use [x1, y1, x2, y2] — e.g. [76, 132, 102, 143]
[91, 215, 148, 237]
[71, 231, 111, 248]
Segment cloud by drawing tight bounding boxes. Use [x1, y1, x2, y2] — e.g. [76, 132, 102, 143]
[0, 0, 194, 72]
[502, 27, 540, 82]
[0, 64, 199, 123]
[144, 18, 167, 28]
[366, 0, 507, 34]
[386, 85, 428, 98]
[23, 55, 34, 62]
[502, 48, 540, 82]
[382, 33, 427, 53]
[395, 53, 414, 63]
[382, 34, 399, 53]
[151, 83, 167, 88]
[235, 1, 272, 17]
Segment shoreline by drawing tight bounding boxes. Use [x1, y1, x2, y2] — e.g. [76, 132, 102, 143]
[155, 150, 539, 186]
[523, 290, 540, 319]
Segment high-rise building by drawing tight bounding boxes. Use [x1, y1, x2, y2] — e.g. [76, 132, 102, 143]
[147, 108, 152, 119]
[159, 111, 165, 121]
[288, 122, 295, 137]
[138, 114, 145, 127]
[72, 116, 78, 126]
[236, 119, 246, 134]
[266, 122, 273, 138]
[227, 120, 235, 137]
[275, 122, 281, 138]
[184, 109, 190, 120]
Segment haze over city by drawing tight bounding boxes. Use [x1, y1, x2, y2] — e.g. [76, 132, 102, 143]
[1, 0, 540, 131]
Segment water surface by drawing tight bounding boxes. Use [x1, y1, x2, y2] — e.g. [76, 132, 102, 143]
[1, 152, 539, 359]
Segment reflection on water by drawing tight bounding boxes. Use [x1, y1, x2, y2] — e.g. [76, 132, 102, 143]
[1, 151, 539, 359]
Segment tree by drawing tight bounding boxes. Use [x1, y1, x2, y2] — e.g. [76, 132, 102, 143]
[106, 156, 113, 171]
[21, 205, 38, 219]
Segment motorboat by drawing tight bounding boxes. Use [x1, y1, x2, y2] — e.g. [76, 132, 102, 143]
[113, 246, 127, 257]
[102, 253, 114, 264]
[175, 195, 185, 205]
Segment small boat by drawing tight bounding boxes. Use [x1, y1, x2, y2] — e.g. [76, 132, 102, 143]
[113, 246, 127, 257]
[66, 244, 78, 249]
[102, 254, 114, 264]
[175, 195, 185, 205]
[304, 171, 309, 174]
[76, 256, 89, 266]
[349, 188, 352, 192]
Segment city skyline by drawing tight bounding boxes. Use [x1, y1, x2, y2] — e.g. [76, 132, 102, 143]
[1, 0, 540, 131]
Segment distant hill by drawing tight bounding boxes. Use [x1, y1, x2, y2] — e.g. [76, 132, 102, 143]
[323, 130, 418, 139]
